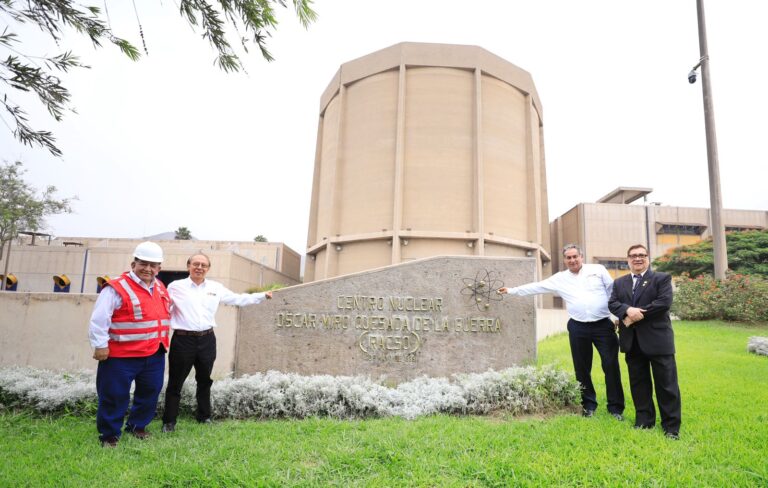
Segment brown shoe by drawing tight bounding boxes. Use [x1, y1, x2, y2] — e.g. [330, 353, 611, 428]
[101, 436, 119, 448]
[129, 428, 151, 440]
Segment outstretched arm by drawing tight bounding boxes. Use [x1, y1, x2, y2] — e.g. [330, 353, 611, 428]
[220, 287, 273, 306]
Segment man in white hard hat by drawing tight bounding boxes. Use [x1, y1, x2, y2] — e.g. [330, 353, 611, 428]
[161, 252, 272, 432]
[88, 241, 171, 447]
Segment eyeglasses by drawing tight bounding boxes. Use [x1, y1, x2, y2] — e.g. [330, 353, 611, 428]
[628, 254, 648, 259]
[190, 262, 210, 269]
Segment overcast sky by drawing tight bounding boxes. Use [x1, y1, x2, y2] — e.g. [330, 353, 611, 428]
[2, 1, 766, 254]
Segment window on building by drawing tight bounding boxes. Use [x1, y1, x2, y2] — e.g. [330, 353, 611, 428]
[596, 259, 630, 271]
[656, 224, 706, 235]
[725, 226, 763, 232]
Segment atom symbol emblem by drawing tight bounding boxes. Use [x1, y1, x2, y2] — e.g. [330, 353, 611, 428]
[460, 269, 505, 311]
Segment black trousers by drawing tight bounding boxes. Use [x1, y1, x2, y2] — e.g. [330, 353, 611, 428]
[567, 318, 625, 414]
[625, 339, 681, 434]
[162, 332, 217, 424]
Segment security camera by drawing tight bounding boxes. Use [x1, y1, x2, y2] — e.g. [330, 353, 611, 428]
[688, 70, 697, 84]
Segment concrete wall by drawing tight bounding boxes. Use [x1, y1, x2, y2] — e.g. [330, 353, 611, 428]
[536, 308, 569, 340]
[0, 291, 568, 378]
[0, 292, 238, 379]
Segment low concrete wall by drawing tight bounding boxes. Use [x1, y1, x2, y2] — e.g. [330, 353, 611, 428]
[0, 292, 95, 371]
[0, 292, 238, 379]
[536, 308, 569, 340]
[0, 291, 568, 378]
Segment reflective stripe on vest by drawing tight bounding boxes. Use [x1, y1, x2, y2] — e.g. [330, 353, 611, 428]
[105, 273, 170, 357]
[118, 278, 144, 320]
[109, 322, 169, 342]
[109, 319, 170, 331]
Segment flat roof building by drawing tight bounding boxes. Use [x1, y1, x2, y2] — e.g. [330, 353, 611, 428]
[550, 187, 767, 279]
[0, 236, 300, 294]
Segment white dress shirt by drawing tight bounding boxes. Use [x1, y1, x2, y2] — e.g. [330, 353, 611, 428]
[168, 277, 267, 331]
[88, 271, 156, 348]
[506, 263, 614, 322]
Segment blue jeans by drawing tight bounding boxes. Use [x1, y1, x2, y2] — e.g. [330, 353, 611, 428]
[96, 348, 165, 440]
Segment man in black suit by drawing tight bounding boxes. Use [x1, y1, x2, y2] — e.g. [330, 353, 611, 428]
[609, 244, 681, 439]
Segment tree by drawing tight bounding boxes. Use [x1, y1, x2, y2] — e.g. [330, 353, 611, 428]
[0, 161, 74, 289]
[652, 230, 768, 278]
[1, 0, 317, 156]
[254, 234, 267, 242]
[175, 226, 192, 240]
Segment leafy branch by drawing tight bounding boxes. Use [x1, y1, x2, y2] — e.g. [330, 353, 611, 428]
[0, 0, 316, 156]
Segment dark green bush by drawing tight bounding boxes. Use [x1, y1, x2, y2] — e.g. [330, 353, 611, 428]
[654, 230, 768, 278]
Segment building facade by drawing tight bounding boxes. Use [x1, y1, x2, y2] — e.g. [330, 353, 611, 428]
[0, 237, 301, 294]
[305, 42, 552, 285]
[550, 187, 767, 278]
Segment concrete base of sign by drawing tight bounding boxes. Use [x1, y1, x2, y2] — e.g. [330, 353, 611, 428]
[235, 256, 536, 383]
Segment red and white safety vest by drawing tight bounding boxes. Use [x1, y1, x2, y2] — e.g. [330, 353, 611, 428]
[106, 272, 171, 357]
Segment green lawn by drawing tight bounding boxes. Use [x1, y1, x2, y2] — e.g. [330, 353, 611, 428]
[2, 321, 767, 487]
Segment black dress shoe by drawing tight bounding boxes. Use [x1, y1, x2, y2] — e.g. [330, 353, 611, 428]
[611, 413, 624, 421]
[633, 424, 654, 430]
[161, 422, 176, 433]
[665, 432, 680, 440]
[100, 436, 119, 448]
[582, 409, 595, 418]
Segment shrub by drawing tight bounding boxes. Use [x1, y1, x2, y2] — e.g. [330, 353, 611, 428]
[653, 229, 768, 278]
[747, 337, 768, 356]
[0, 367, 96, 415]
[245, 283, 286, 293]
[672, 273, 768, 322]
[0, 366, 580, 420]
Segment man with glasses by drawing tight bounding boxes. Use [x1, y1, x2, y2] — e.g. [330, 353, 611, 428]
[498, 244, 625, 420]
[609, 244, 681, 439]
[88, 241, 170, 447]
[161, 253, 272, 432]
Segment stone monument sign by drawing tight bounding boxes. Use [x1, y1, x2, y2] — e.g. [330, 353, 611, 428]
[235, 256, 536, 382]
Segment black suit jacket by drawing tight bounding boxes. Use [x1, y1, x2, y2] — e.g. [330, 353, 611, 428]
[609, 270, 675, 356]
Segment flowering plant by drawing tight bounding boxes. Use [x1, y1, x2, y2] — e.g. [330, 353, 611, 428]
[672, 273, 768, 322]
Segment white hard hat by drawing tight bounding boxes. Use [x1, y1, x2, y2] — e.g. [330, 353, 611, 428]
[133, 241, 164, 263]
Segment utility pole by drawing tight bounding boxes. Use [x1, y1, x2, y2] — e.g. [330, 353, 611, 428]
[693, 0, 728, 279]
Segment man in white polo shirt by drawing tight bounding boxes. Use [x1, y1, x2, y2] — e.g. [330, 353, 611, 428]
[498, 244, 625, 420]
[161, 253, 272, 432]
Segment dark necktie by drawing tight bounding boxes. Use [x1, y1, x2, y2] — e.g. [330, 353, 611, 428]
[632, 274, 642, 304]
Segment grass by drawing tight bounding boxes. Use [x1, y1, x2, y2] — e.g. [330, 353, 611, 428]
[1, 320, 767, 487]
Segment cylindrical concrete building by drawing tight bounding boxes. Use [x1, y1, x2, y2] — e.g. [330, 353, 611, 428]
[305, 42, 551, 282]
